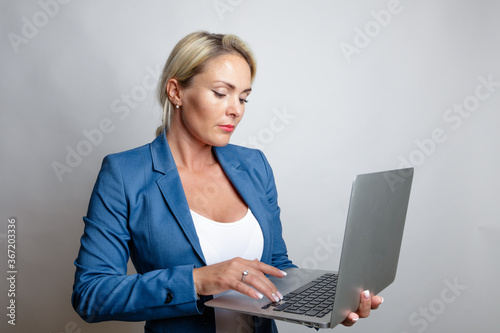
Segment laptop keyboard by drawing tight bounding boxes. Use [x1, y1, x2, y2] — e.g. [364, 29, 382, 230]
[261, 273, 337, 318]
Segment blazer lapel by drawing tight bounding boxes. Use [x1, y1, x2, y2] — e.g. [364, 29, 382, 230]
[214, 146, 272, 263]
[150, 133, 272, 265]
[151, 133, 206, 264]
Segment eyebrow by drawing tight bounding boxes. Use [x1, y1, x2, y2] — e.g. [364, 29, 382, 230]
[215, 81, 252, 93]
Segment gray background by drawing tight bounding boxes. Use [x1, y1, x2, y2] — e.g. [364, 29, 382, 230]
[1, 0, 499, 332]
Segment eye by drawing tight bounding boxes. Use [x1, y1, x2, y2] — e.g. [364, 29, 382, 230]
[212, 90, 226, 98]
[239, 98, 249, 104]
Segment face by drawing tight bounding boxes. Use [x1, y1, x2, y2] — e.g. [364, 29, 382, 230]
[173, 54, 252, 147]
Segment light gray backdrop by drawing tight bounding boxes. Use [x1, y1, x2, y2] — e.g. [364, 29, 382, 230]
[1, 0, 499, 332]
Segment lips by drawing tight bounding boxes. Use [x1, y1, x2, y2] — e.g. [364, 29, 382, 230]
[218, 124, 235, 132]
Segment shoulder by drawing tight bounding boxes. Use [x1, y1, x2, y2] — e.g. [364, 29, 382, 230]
[91, 140, 160, 199]
[103, 142, 150, 164]
[97, 141, 155, 182]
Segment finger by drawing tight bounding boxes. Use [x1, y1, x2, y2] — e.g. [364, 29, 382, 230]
[240, 269, 281, 302]
[231, 272, 280, 303]
[242, 260, 287, 301]
[225, 259, 280, 300]
[246, 259, 287, 278]
[357, 290, 372, 318]
[234, 281, 266, 300]
[341, 312, 359, 326]
[371, 295, 384, 310]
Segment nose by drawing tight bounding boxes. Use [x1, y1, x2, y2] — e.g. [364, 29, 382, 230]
[227, 95, 244, 118]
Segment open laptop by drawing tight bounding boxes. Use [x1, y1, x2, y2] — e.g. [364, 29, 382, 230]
[205, 167, 414, 329]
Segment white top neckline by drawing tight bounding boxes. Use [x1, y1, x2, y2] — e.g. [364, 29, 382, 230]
[189, 208, 251, 226]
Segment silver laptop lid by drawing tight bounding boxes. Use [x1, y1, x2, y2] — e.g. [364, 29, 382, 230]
[330, 167, 414, 327]
[204, 168, 414, 329]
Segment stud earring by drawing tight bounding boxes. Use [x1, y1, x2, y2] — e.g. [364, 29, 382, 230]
[176, 104, 179, 109]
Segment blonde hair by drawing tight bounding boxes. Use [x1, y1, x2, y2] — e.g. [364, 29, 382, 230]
[156, 31, 257, 136]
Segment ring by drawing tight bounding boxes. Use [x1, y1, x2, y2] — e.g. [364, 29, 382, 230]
[241, 270, 249, 283]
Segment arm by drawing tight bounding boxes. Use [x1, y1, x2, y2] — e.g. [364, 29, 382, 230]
[258, 150, 296, 270]
[72, 155, 201, 322]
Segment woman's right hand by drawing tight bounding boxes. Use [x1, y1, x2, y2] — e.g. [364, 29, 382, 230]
[193, 257, 287, 302]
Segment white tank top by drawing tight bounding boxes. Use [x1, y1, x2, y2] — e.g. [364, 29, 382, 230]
[190, 208, 264, 333]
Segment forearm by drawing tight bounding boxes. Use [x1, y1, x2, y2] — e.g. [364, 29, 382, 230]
[72, 263, 202, 322]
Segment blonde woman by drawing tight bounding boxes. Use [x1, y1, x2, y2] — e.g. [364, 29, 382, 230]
[72, 31, 382, 332]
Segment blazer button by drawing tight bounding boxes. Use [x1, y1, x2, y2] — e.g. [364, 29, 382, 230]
[165, 292, 174, 304]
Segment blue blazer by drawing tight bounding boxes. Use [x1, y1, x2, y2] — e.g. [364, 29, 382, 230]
[72, 132, 295, 332]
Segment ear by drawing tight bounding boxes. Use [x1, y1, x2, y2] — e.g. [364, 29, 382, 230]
[166, 78, 183, 107]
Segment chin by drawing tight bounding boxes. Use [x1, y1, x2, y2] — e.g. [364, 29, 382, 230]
[212, 141, 230, 147]
[210, 136, 232, 147]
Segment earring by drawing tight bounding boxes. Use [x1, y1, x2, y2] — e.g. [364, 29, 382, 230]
[176, 104, 179, 109]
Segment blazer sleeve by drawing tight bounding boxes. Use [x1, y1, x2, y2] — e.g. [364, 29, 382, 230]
[257, 150, 297, 270]
[71, 155, 202, 323]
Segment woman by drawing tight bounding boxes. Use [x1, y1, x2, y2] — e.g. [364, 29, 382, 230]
[72, 31, 382, 332]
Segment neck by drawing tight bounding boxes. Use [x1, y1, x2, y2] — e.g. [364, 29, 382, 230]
[166, 126, 216, 172]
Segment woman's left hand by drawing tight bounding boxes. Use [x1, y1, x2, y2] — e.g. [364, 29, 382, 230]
[341, 290, 384, 326]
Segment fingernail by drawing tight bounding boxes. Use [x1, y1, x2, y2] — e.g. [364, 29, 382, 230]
[352, 317, 359, 322]
[255, 292, 264, 299]
[272, 293, 280, 302]
[280, 270, 287, 276]
[380, 296, 384, 304]
[276, 291, 283, 300]
[363, 290, 370, 299]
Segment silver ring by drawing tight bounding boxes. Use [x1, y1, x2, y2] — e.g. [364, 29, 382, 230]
[241, 270, 249, 283]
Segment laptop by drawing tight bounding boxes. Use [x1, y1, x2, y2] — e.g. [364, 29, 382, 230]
[205, 167, 414, 329]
